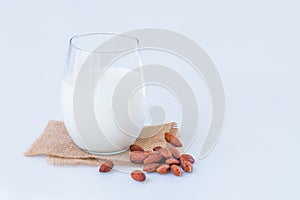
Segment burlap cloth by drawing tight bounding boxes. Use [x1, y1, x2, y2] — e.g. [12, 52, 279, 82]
[24, 120, 178, 166]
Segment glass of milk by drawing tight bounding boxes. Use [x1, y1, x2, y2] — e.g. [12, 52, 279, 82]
[62, 33, 146, 155]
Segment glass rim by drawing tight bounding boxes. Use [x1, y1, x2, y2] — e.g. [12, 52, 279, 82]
[69, 32, 139, 53]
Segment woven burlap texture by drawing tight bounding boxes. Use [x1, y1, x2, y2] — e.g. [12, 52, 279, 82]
[24, 120, 178, 166]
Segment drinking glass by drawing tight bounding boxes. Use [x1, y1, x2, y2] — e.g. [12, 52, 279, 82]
[62, 33, 146, 155]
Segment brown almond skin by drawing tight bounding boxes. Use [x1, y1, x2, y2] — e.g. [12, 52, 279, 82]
[143, 154, 163, 165]
[156, 164, 170, 174]
[169, 147, 181, 159]
[153, 146, 162, 151]
[158, 148, 172, 158]
[171, 165, 182, 176]
[179, 154, 195, 164]
[148, 151, 160, 156]
[181, 161, 193, 173]
[131, 170, 146, 182]
[130, 151, 148, 164]
[165, 158, 180, 165]
[99, 160, 114, 172]
[143, 163, 161, 172]
[129, 144, 144, 152]
[165, 132, 182, 147]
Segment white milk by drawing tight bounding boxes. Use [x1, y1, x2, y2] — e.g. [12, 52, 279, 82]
[61, 67, 146, 154]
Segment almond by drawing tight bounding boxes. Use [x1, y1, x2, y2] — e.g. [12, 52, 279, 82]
[147, 151, 159, 156]
[130, 151, 148, 164]
[181, 161, 193, 173]
[165, 158, 180, 165]
[131, 170, 146, 182]
[164, 132, 182, 147]
[169, 147, 181, 159]
[156, 164, 170, 174]
[158, 148, 172, 158]
[179, 154, 195, 164]
[143, 163, 161, 172]
[153, 146, 162, 151]
[99, 160, 114, 172]
[129, 144, 144, 152]
[143, 154, 163, 165]
[171, 165, 182, 176]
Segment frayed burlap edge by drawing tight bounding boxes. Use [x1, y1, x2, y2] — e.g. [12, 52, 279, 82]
[25, 120, 178, 166]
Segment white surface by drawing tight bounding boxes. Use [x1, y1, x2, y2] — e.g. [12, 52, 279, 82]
[0, 0, 300, 199]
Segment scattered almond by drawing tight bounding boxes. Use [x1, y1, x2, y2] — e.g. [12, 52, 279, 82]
[158, 148, 172, 158]
[164, 132, 182, 147]
[169, 147, 181, 159]
[179, 154, 195, 164]
[147, 151, 159, 156]
[99, 160, 114, 173]
[130, 151, 148, 164]
[165, 158, 180, 165]
[143, 163, 161, 172]
[129, 144, 144, 152]
[131, 170, 146, 182]
[143, 154, 163, 165]
[171, 165, 182, 176]
[181, 161, 193, 173]
[153, 146, 162, 151]
[102, 129, 196, 182]
[156, 164, 170, 174]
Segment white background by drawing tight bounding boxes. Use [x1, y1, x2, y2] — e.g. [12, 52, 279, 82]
[1, 0, 300, 199]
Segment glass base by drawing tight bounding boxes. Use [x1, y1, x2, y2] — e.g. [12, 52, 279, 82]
[83, 148, 128, 155]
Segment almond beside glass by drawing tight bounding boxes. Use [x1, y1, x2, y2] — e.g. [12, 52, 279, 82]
[164, 132, 182, 147]
[99, 160, 114, 173]
[129, 144, 144, 152]
[152, 146, 162, 151]
[130, 151, 148, 164]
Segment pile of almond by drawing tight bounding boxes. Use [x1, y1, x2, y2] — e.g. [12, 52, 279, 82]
[99, 132, 195, 182]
